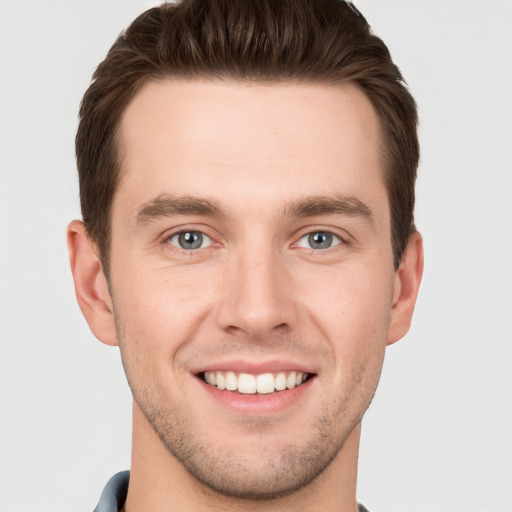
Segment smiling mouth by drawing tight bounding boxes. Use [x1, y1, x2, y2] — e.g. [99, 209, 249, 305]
[201, 371, 313, 395]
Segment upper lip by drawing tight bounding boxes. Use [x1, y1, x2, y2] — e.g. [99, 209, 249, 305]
[190, 359, 317, 376]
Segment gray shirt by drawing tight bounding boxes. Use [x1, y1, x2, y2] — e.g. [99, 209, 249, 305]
[93, 471, 371, 512]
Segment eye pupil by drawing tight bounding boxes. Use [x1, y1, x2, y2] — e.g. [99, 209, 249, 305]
[178, 231, 203, 249]
[308, 231, 332, 249]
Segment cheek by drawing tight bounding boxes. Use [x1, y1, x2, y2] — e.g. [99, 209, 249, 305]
[316, 269, 391, 417]
[112, 269, 207, 401]
[298, 264, 393, 364]
[111, 264, 218, 356]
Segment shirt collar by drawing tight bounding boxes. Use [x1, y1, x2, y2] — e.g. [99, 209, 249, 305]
[93, 470, 129, 512]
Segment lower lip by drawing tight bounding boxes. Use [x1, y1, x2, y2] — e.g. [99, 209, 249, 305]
[198, 377, 314, 415]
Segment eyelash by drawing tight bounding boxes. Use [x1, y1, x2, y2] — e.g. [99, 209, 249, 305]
[163, 228, 216, 253]
[162, 228, 349, 255]
[294, 231, 345, 251]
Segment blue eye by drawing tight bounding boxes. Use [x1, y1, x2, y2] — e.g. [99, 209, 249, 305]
[297, 231, 342, 250]
[168, 231, 212, 250]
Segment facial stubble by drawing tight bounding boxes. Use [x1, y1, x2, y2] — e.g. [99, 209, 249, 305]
[115, 311, 384, 501]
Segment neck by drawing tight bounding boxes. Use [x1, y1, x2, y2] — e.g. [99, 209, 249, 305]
[124, 402, 361, 512]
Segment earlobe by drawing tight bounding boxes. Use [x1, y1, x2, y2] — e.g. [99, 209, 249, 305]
[67, 220, 119, 346]
[387, 231, 424, 346]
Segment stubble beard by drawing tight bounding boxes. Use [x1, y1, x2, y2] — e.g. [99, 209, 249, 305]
[114, 299, 384, 501]
[119, 347, 381, 501]
[139, 396, 353, 500]
[132, 388, 369, 501]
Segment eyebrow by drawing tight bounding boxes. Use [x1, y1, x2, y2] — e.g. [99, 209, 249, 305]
[284, 195, 374, 224]
[134, 193, 374, 226]
[135, 194, 224, 226]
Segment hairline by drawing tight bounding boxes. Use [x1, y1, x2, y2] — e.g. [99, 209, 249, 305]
[98, 74, 397, 276]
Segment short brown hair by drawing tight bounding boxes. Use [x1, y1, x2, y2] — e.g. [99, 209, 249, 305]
[76, 0, 419, 273]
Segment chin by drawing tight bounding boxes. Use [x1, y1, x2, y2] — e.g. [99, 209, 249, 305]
[137, 391, 363, 501]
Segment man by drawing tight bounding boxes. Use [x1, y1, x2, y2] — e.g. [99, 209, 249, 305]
[67, 0, 423, 510]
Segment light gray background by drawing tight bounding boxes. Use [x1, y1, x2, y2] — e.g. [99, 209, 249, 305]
[1, 1, 511, 511]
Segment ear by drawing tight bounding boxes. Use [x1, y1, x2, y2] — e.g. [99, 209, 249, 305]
[387, 231, 424, 346]
[67, 220, 119, 346]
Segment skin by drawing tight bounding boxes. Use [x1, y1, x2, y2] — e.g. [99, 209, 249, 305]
[68, 79, 423, 512]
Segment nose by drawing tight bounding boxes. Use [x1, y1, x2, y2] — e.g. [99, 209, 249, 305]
[216, 245, 298, 340]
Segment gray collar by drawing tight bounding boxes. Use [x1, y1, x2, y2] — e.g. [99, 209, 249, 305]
[93, 471, 129, 512]
[93, 471, 371, 512]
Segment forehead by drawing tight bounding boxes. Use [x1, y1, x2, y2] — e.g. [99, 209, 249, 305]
[115, 78, 387, 222]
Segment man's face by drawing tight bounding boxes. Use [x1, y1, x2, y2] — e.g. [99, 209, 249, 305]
[109, 79, 397, 498]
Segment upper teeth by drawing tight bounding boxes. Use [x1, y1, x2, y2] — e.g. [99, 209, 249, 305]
[203, 371, 309, 394]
